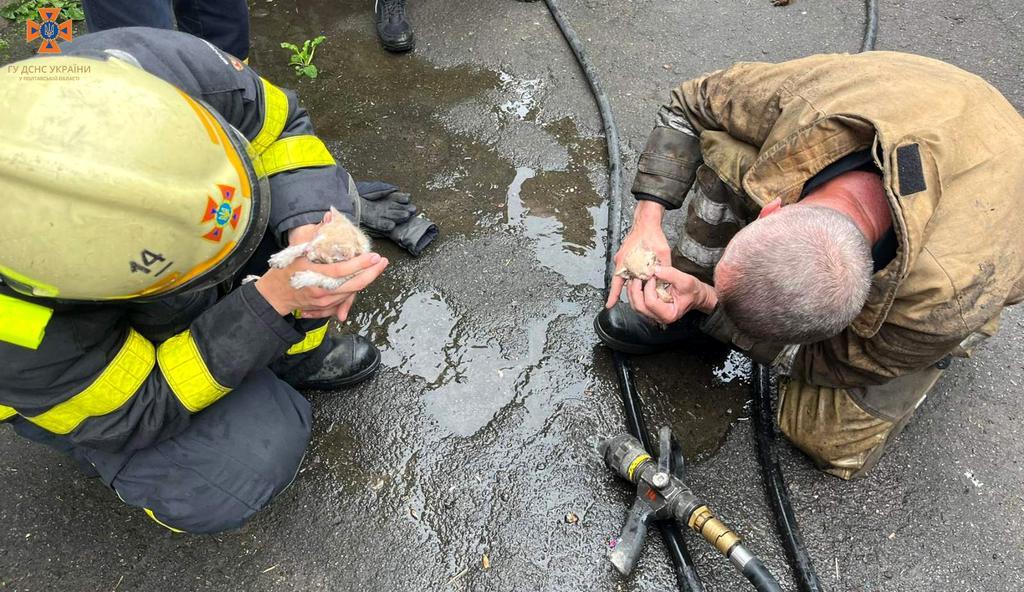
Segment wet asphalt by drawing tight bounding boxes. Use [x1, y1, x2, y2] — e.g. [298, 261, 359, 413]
[1, 1, 1023, 591]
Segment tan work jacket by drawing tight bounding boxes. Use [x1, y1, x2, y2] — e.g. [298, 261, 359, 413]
[633, 52, 1024, 387]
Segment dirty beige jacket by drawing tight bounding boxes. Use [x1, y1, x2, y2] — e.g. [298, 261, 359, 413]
[632, 52, 1024, 387]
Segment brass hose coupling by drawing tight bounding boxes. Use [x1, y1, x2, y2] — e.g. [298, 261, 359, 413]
[600, 427, 766, 579]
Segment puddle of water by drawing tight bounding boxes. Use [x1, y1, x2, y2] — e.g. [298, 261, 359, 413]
[422, 300, 581, 437]
[505, 166, 605, 288]
[505, 166, 536, 226]
[379, 290, 454, 384]
[633, 343, 753, 461]
[371, 286, 582, 437]
[496, 70, 544, 121]
[713, 349, 753, 384]
[251, 1, 611, 288]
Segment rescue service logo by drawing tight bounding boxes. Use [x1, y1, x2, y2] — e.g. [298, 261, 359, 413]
[26, 8, 72, 54]
[201, 184, 243, 242]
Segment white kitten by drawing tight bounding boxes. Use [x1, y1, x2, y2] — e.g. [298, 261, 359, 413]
[267, 206, 372, 290]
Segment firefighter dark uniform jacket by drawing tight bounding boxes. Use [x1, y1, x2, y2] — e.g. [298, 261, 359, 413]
[0, 28, 350, 453]
[632, 51, 1024, 389]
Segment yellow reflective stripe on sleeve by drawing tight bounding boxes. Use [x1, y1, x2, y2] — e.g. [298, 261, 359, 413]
[157, 330, 230, 413]
[250, 78, 289, 155]
[286, 324, 329, 356]
[144, 508, 185, 533]
[0, 293, 53, 350]
[26, 329, 155, 435]
[259, 135, 337, 177]
[0, 405, 17, 421]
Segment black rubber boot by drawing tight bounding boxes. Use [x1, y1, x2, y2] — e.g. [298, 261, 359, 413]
[285, 334, 381, 390]
[375, 0, 414, 53]
[594, 304, 703, 355]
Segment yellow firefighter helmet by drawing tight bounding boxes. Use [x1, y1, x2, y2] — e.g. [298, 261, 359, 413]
[0, 54, 269, 301]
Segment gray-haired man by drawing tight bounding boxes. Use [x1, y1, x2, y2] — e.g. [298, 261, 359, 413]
[596, 52, 1024, 480]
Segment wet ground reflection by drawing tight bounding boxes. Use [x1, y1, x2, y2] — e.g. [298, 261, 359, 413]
[249, 4, 751, 589]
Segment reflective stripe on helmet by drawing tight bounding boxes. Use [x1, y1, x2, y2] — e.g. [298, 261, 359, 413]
[0, 293, 53, 350]
[250, 78, 290, 155]
[25, 329, 155, 434]
[156, 330, 230, 412]
[0, 265, 59, 299]
[259, 135, 337, 177]
[286, 323, 329, 356]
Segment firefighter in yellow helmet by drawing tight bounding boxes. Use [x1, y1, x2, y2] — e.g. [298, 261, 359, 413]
[0, 28, 392, 533]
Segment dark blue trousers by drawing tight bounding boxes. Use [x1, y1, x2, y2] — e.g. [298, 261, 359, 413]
[82, 0, 250, 59]
[13, 368, 311, 534]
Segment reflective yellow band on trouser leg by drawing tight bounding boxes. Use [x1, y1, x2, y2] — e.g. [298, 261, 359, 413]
[116, 486, 187, 534]
[144, 508, 185, 533]
[26, 329, 155, 434]
[157, 330, 231, 413]
[0, 405, 17, 421]
[259, 135, 337, 177]
[0, 293, 53, 350]
[250, 78, 290, 155]
[286, 324, 329, 356]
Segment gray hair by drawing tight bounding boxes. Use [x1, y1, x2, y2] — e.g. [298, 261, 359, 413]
[714, 205, 873, 344]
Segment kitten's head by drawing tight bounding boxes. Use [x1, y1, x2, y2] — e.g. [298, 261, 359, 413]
[307, 207, 371, 263]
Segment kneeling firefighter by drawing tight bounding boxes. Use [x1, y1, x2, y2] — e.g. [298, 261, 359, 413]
[597, 52, 1024, 480]
[0, 28, 396, 533]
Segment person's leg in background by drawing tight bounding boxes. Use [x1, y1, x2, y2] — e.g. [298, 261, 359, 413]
[12, 369, 312, 533]
[374, 0, 414, 53]
[173, 0, 251, 60]
[82, 0, 250, 60]
[82, 0, 175, 33]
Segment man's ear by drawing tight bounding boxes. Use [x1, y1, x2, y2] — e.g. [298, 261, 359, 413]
[757, 198, 783, 219]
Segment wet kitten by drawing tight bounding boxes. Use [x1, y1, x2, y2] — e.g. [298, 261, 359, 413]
[266, 206, 372, 290]
[615, 247, 673, 303]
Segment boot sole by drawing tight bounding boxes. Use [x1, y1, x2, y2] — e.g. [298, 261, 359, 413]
[593, 316, 665, 355]
[380, 34, 415, 53]
[294, 349, 382, 390]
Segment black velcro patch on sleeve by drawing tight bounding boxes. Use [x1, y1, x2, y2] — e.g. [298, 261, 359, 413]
[896, 144, 926, 196]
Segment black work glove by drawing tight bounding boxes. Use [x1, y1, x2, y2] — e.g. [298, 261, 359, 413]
[387, 215, 439, 257]
[356, 181, 417, 233]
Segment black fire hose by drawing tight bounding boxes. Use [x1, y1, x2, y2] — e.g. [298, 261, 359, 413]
[752, 365, 823, 592]
[861, 0, 880, 53]
[613, 354, 705, 591]
[538, 2, 706, 590]
[749, 5, 879, 592]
